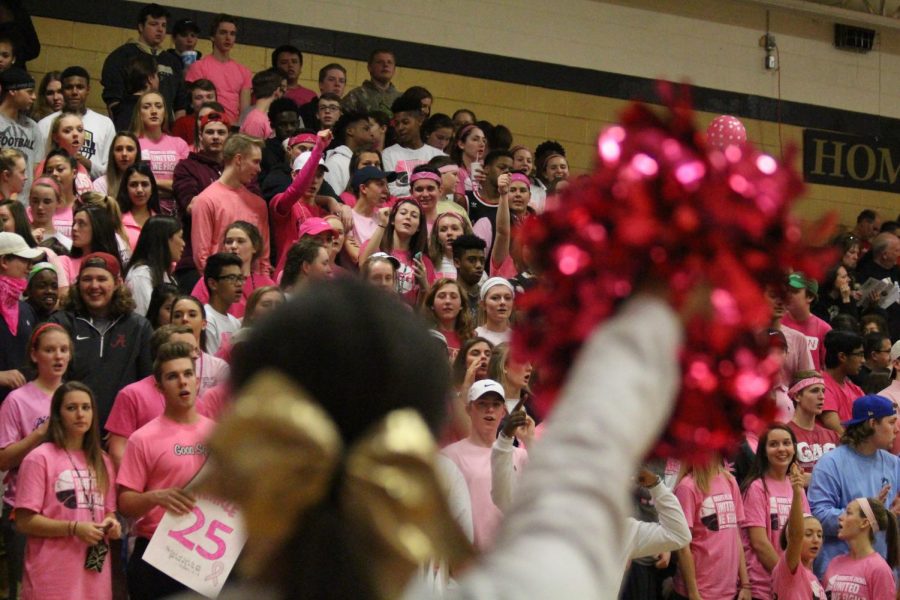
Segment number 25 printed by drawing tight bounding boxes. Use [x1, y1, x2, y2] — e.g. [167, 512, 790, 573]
[168, 507, 234, 561]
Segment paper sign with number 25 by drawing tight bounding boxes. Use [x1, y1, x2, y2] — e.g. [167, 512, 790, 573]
[168, 506, 234, 561]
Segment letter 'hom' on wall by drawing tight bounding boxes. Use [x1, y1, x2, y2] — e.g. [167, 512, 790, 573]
[804, 128, 900, 193]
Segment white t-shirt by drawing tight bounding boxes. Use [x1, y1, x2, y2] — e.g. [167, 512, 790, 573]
[528, 181, 547, 214]
[204, 304, 241, 354]
[125, 264, 174, 316]
[38, 109, 116, 178]
[382, 144, 445, 197]
[474, 326, 512, 347]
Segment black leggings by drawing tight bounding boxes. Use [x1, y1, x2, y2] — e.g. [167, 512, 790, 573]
[126, 537, 188, 600]
[0, 503, 25, 600]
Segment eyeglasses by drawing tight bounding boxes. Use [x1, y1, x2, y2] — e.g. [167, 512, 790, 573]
[217, 274, 246, 284]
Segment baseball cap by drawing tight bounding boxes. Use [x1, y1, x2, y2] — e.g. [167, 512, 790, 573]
[350, 166, 397, 191]
[79, 252, 121, 278]
[0, 68, 34, 91]
[198, 111, 231, 131]
[891, 340, 900, 362]
[787, 272, 818, 296]
[297, 217, 337, 239]
[842, 394, 896, 428]
[172, 18, 200, 36]
[366, 252, 401, 270]
[466, 379, 505, 404]
[292, 151, 328, 173]
[0, 233, 44, 260]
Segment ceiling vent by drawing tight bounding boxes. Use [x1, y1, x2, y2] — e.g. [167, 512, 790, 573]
[834, 23, 876, 52]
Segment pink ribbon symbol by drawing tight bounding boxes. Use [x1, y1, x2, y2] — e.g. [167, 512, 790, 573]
[205, 561, 225, 587]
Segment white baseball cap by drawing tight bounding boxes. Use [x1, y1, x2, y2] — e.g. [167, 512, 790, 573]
[0, 233, 44, 260]
[467, 379, 505, 404]
[890, 340, 900, 362]
[292, 151, 328, 173]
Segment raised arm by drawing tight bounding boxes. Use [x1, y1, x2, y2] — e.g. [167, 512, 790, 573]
[270, 130, 332, 219]
[783, 464, 806, 573]
[490, 174, 511, 271]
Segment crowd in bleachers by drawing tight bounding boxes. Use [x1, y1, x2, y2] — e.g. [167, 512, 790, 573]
[1, 2, 900, 599]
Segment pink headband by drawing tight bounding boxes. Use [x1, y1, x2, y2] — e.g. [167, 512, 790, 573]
[436, 211, 466, 228]
[410, 172, 441, 185]
[438, 164, 458, 175]
[788, 377, 824, 399]
[509, 173, 531, 186]
[30, 322, 65, 348]
[457, 124, 477, 139]
[856, 497, 880, 532]
[32, 176, 61, 197]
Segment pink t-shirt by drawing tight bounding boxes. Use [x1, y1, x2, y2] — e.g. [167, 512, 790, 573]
[191, 270, 277, 319]
[490, 254, 517, 279]
[121, 211, 155, 250]
[138, 135, 190, 216]
[105, 357, 226, 439]
[117, 414, 214, 539]
[392, 248, 435, 306]
[191, 181, 271, 275]
[436, 328, 461, 362]
[185, 56, 252, 122]
[198, 383, 229, 422]
[823, 371, 864, 422]
[741, 476, 810, 599]
[284, 86, 316, 107]
[52, 205, 73, 238]
[240, 108, 272, 139]
[779, 324, 815, 385]
[787, 421, 839, 474]
[781, 313, 831, 370]
[16, 444, 116, 600]
[351, 210, 379, 248]
[823, 552, 896, 600]
[441, 437, 527, 550]
[673, 472, 745, 599]
[771, 555, 826, 600]
[0, 382, 52, 506]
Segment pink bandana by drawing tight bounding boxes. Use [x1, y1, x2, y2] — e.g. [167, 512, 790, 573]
[509, 173, 531, 186]
[0, 275, 27, 336]
[410, 172, 441, 185]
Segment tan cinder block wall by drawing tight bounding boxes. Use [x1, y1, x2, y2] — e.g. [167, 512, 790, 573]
[29, 14, 896, 226]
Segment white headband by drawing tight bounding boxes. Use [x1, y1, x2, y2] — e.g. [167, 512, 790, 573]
[480, 277, 515, 301]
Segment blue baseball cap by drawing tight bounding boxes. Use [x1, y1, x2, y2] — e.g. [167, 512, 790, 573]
[842, 394, 896, 428]
[350, 166, 397, 191]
